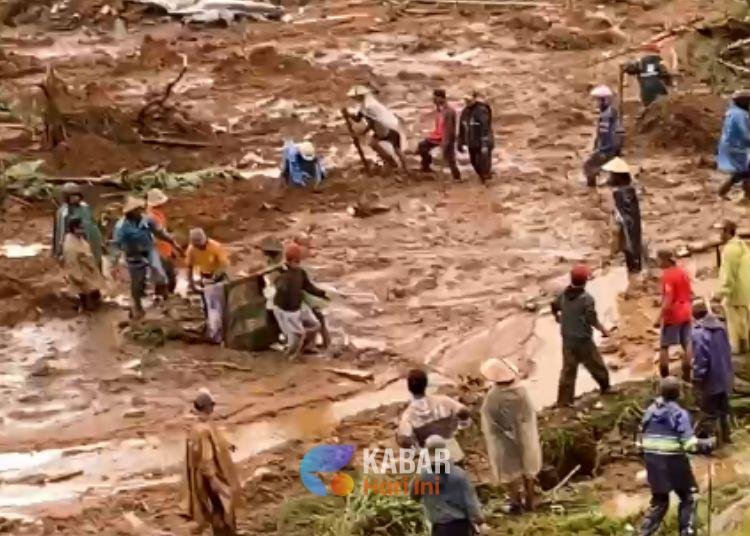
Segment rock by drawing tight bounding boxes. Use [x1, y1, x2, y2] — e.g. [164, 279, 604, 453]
[123, 409, 146, 419]
[391, 286, 407, 299]
[29, 358, 54, 377]
[411, 276, 438, 293]
[131, 395, 147, 407]
[252, 467, 275, 481]
[508, 11, 550, 32]
[543, 25, 590, 50]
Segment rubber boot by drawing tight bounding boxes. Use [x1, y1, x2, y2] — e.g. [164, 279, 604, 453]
[719, 177, 734, 199]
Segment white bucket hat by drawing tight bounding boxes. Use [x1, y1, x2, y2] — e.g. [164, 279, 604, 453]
[602, 157, 631, 174]
[480, 357, 519, 383]
[297, 141, 316, 161]
[122, 196, 145, 214]
[590, 85, 613, 98]
[146, 188, 169, 207]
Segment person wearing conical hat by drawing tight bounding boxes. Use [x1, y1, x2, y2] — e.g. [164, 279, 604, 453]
[345, 85, 409, 172]
[112, 196, 182, 319]
[53, 182, 104, 270]
[603, 157, 643, 281]
[146, 188, 176, 295]
[582, 85, 623, 187]
[280, 140, 326, 187]
[479, 357, 541, 514]
[717, 89, 750, 199]
[622, 42, 671, 108]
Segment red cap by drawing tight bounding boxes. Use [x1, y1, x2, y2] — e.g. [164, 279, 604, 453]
[285, 243, 302, 263]
[570, 264, 591, 285]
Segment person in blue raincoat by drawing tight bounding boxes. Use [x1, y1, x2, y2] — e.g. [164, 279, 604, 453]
[53, 182, 104, 270]
[280, 140, 326, 187]
[583, 85, 623, 188]
[717, 90, 750, 199]
[639, 377, 714, 536]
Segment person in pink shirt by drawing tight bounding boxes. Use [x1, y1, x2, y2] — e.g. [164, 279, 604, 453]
[417, 89, 461, 182]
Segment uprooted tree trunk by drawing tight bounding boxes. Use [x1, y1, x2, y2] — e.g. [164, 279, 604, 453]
[136, 54, 188, 131]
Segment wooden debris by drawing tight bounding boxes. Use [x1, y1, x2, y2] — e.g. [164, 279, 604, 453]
[46, 469, 84, 483]
[325, 367, 375, 382]
[140, 136, 211, 148]
[340, 108, 371, 175]
[136, 54, 188, 128]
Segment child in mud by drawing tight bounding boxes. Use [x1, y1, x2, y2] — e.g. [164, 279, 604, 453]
[551, 264, 612, 407]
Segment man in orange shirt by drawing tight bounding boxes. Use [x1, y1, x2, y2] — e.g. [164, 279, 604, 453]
[657, 249, 694, 382]
[146, 189, 177, 295]
[186, 228, 230, 292]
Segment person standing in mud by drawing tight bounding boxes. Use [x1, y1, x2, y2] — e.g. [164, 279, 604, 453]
[603, 158, 642, 285]
[551, 264, 612, 408]
[479, 358, 541, 514]
[112, 197, 182, 319]
[622, 43, 671, 108]
[397, 368, 472, 461]
[458, 90, 494, 183]
[717, 90, 750, 199]
[692, 299, 733, 446]
[63, 218, 106, 312]
[345, 85, 409, 172]
[53, 182, 104, 270]
[146, 188, 177, 295]
[656, 249, 693, 382]
[181, 390, 242, 536]
[715, 220, 750, 354]
[639, 377, 713, 536]
[582, 85, 623, 188]
[418, 89, 462, 182]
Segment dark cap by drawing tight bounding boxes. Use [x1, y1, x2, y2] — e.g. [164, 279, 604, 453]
[433, 89, 447, 99]
[193, 390, 215, 413]
[660, 376, 681, 401]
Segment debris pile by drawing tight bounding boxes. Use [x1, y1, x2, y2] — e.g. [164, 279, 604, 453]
[637, 92, 724, 153]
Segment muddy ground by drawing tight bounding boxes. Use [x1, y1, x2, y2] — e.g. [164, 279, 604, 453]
[1, 0, 750, 532]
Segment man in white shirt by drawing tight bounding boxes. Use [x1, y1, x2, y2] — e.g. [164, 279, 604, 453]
[346, 85, 409, 171]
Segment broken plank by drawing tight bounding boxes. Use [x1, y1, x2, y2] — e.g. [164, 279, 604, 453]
[325, 367, 375, 382]
[140, 137, 212, 148]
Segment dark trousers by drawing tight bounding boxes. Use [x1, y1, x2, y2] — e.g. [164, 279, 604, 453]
[719, 169, 750, 198]
[699, 391, 731, 444]
[160, 255, 177, 294]
[78, 290, 102, 311]
[419, 139, 461, 181]
[583, 150, 615, 187]
[128, 264, 148, 314]
[468, 146, 492, 182]
[640, 491, 695, 536]
[557, 338, 610, 406]
[432, 519, 474, 536]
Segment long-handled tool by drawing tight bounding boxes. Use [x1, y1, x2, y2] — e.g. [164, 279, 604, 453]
[707, 458, 714, 535]
[341, 108, 371, 175]
[618, 64, 625, 118]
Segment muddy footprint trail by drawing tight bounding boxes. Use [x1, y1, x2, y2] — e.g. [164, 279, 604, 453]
[0, 0, 745, 532]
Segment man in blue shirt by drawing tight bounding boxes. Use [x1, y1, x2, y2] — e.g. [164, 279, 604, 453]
[113, 197, 182, 319]
[717, 90, 750, 199]
[583, 85, 623, 188]
[639, 377, 713, 536]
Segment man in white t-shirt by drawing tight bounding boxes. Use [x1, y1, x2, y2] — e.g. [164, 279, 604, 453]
[346, 85, 409, 171]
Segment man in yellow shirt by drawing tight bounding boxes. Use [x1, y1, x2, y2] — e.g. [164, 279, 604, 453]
[186, 228, 229, 292]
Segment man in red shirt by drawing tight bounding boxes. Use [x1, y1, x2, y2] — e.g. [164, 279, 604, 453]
[657, 249, 693, 381]
[417, 89, 461, 182]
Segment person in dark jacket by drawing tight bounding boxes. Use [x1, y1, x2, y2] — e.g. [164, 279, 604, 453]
[692, 299, 733, 445]
[418, 89, 461, 182]
[603, 158, 643, 283]
[551, 264, 612, 407]
[273, 242, 328, 360]
[639, 377, 713, 536]
[458, 91, 493, 183]
[622, 43, 671, 108]
[410, 435, 485, 536]
[583, 85, 623, 188]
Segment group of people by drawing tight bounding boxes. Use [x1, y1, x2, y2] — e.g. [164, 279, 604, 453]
[282, 85, 495, 187]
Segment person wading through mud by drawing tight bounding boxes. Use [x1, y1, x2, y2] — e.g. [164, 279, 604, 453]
[479, 358, 541, 514]
[717, 89, 750, 200]
[582, 85, 623, 188]
[181, 390, 242, 536]
[656, 249, 693, 382]
[639, 377, 714, 536]
[410, 435, 487, 536]
[112, 197, 182, 319]
[603, 157, 643, 289]
[280, 140, 326, 187]
[63, 217, 106, 312]
[692, 299, 733, 446]
[397, 368, 472, 461]
[186, 228, 230, 293]
[418, 89, 461, 182]
[622, 43, 671, 108]
[715, 220, 750, 354]
[292, 234, 332, 349]
[458, 90, 494, 184]
[272, 242, 328, 360]
[53, 182, 104, 270]
[345, 85, 409, 172]
[551, 264, 612, 408]
[146, 188, 177, 295]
